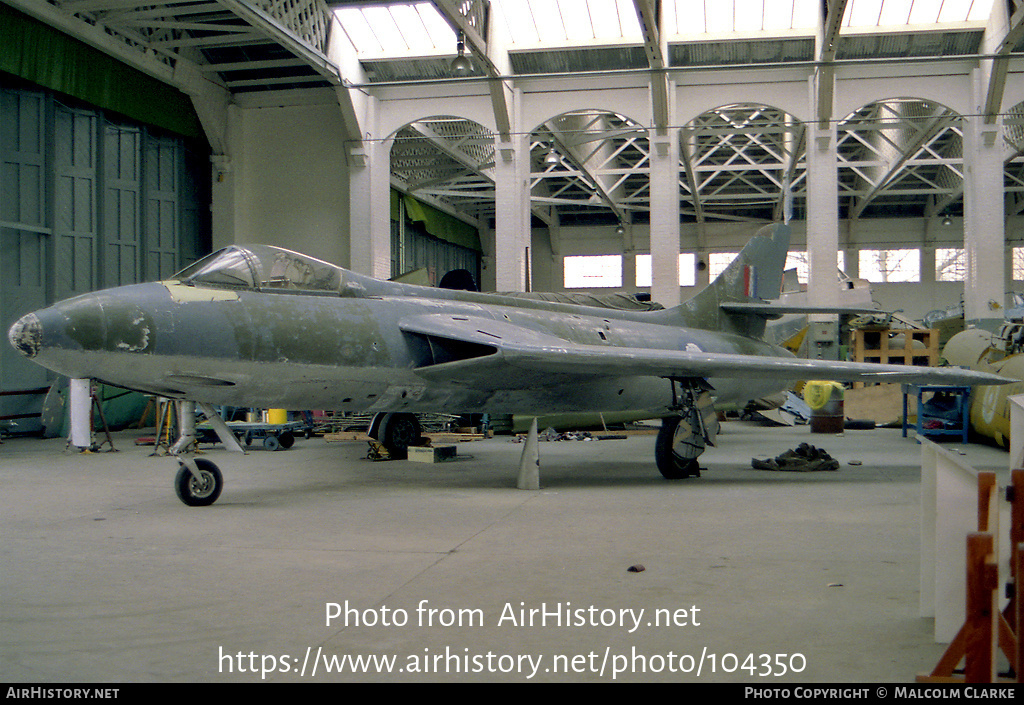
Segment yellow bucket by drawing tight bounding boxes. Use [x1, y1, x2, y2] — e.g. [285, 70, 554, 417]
[803, 380, 844, 410]
[804, 381, 845, 434]
[267, 408, 288, 425]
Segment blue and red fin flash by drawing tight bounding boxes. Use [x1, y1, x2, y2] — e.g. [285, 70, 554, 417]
[743, 265, 757, 299]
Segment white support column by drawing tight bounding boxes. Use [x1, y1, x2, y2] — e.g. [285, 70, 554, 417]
[68, 378, 92, 449]
[479, 222, 497, 291]
[210, 153, 236, 251]
[622, 226, 637, 292]
[210, 105, 242, 250]
[494, 144, 525, 291]
[348, 98, 391, 279]
[806, 124, 840, 312]
[964, 71, 1006, 331]
[650, 129, 680, 307]
[804, 86, 841, 360]
[921, 219, 935, 286]
[520, 103, 533, 291]
[494, 91, 528, 292]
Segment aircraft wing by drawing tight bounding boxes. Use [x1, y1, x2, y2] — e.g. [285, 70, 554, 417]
[720, 302, 883, 320]
[399, 314, 1009, 388]
[500, 346, 1008, 385]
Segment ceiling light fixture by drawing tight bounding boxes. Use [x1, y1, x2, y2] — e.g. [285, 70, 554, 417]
[942, 215, 952, 226]
[451, 31, 472, 76]
[543, 146, 560, 165]
[615, 223, 625, 235]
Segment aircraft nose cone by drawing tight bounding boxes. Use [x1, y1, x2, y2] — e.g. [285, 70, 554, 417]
[8, 312, 42, 358]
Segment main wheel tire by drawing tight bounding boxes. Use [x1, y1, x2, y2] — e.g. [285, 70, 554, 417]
[380, 413, 421, 459]
[278, 431, 295, 449]
[174, 459, 223, 506]
[655, 417, 702, 479]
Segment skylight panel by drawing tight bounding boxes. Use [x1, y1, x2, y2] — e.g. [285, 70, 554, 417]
[938, 0, 975, 22]
[337, 0, 996, 58]
[362, 6, 407, 51]
[333, 2, 457, 57]
[848, 0, 884, 27]
[589, 0, 621, 37]
[669, 0, 706, 35]
[503, 1, 541, 44]
[416, 3, 456, 48]
[335, 7, 383, 55]
[877, 0, 913, 25]
[705, 1, 735, 33]
[842, 0, 994, 29]
[390, 4, 429, 49]
[907, 0, 940, 24]
[501, 0, 641, 45]
[791, 0, 819, 29]
[615, 0, 642, 37]
[763, 0, 796, 31]
[532, 0, 568, 43]
[968, 0, 995, 21]
[563, 0, 596, 41]
[734, 0, 765, 32]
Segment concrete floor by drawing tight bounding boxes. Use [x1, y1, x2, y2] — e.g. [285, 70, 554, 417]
[0, 419, 1013, 683]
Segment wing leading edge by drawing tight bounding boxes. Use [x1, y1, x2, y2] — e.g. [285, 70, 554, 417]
[720, 302, 884, 320]
[497, 345, 1008, 385]
[398, 314, 1009, 388]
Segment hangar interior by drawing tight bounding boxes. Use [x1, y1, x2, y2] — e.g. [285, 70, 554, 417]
[2, 0, 1024, 684]
[5, 0, 1024, 417]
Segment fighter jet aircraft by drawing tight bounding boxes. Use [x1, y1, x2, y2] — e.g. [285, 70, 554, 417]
[7, 223, 1007, 505]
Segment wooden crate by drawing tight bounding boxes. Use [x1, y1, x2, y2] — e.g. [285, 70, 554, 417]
[851, 328, 939, 387]
[407, 444, 458, 463]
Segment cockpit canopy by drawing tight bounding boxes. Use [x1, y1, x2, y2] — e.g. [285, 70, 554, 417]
[173, 245, 344, 293]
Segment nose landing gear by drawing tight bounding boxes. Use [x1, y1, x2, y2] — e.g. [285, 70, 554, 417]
[174, 457, 223, 506]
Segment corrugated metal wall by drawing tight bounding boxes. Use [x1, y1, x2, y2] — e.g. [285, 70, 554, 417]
[403, 225, 480, 286]
[390, 207, 480, 287]
[0, 82, 210, 435]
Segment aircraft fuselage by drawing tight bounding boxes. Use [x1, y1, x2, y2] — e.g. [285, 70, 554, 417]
[11, 279, 791, 416]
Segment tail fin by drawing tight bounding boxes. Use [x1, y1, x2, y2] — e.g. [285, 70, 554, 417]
[665, 223, 790, 339]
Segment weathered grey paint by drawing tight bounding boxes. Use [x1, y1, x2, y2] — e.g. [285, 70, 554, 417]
[8, 224, 1008, 426]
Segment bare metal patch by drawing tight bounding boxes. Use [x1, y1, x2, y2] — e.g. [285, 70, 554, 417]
[115, 317, 151, 352]
[8, 313, 41, 358]
[162, 281, 239, 303]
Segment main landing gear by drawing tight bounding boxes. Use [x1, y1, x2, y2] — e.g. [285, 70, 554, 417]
[655, 381, 719, 480]
[368, 412, 423, 459]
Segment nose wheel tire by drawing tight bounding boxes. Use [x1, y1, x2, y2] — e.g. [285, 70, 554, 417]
[174, 458, 223, 506]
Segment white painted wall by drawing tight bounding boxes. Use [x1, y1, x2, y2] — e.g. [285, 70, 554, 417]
[529, 217, 1024, 322]
[204, 63, 1024, 325]
[231, 103, 351, 268]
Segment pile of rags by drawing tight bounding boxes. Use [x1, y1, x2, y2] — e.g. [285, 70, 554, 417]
[751, 442, 839, 472]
